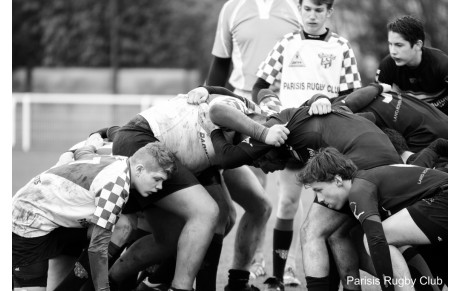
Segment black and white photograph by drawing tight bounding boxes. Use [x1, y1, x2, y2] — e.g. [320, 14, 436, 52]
[11, 0, 452, 290]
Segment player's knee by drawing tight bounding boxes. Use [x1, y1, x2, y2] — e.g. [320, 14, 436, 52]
[201, 199, 220, 228]
[258, 196, 272, 220]
[301, 218, 329, 244]
[278, 194, 300, 215]
[112, 214, 136, 245]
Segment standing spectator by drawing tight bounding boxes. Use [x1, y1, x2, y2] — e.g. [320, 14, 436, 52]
[252, 0, 362, 289]
[376, 15, 448, 115]
[206, 0, 303, 289]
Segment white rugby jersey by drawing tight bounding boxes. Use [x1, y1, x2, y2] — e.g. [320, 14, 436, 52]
[212, 0, 302, 93]
[139, 95, 258, 174]
[257, 30, 362, 108]
[12, 153, 130, 238]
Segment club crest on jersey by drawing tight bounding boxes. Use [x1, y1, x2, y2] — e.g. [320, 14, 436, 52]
[318, 53, 336, 68]
[289, 51, 306, 67]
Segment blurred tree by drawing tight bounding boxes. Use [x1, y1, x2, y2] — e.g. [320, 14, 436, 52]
[12, 0, 44, 90]
[12, 0, 447, 85]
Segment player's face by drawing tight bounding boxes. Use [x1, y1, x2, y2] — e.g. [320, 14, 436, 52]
[310, 180, 348, 210]
[299, 0, 332, 35]
[133, 164, 168, 197]
[388, 31, 420, 67]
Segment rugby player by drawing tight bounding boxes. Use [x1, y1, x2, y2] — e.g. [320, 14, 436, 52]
[298, 147, 448, 291]
[251, 0, 362, 288]
[12, 142, 176, 291]
[55, 88, 288, 291]
[333, 83, 448, 153]
[201, 95, 402, 291]
[206, 0, 302, 282]
[375, 15, 448, 115]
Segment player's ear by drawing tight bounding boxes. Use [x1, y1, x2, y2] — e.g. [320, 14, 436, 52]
[415, 40, 423, 50]
[327, 7, 334, 17]
[134, 164, 144, 177]
[334, 175, 343, 186]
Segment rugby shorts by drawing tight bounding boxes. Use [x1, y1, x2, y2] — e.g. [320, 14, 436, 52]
[13, 228, 87, 287]
[112, 116, 199, 214]
[407, 184, 448, 244]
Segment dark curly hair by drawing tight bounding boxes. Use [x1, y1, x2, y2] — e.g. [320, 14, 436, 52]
[297, 147, 357, 185]
[387, 15, 425, 47]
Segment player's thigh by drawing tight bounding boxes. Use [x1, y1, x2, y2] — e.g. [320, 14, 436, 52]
[154, 184, 219, 221]
[222, 165, 269, 213]
[111, 213, 138, 246]
[141, 205, 185, 245]
[302, 202, 351, 238]
[382, 208, 431, 246]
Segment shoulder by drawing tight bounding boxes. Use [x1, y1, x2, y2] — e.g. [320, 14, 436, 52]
[284, 31, 303, 41]
[423, 47, 448, 67]
[328, 32, 351, 46]
[218, 0, 244, 21]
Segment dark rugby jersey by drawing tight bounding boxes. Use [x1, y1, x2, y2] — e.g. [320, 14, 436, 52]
[336, 90, 447, 152]
[211, 106, 401, 169]
[376, 47, 448, 114]
[349, 164, 448, 223]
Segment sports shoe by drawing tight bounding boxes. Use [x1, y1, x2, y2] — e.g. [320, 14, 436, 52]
[136, 278, 170, 291]
[249, 258, 266, 279]
[283, 267, 301, 286]
[263, 277, 284, 291]
[224, 283, 261, 291]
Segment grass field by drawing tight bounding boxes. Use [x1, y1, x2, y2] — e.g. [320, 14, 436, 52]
[13, 150, 381, 291]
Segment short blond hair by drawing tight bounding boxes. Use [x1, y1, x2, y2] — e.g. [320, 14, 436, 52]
[131, 142, 177, 177]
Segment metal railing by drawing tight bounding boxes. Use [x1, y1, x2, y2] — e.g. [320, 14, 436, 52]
[12, 93, 175, 152]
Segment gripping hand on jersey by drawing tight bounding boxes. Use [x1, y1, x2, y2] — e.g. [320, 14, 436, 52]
[198, 105, 220, 135]
[309, 97, 332, 115]
[86, 133, 104, 148]
[187, 87, 210, 104]
[265, 124, 290, 147]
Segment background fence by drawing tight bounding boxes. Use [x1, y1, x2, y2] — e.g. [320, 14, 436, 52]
[12, 93, 174, 152]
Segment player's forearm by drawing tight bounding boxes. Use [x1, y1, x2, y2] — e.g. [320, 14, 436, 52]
[362, 218, 395, 291]
[343, 85, 381, 112]
[210, 129, 256, 169]
[74, 145, 97, 160]
[206, 56, 231, 87]
[209, 103, 268, 142]
[252, 78, 270, 103]
[88, 224, 111, 291]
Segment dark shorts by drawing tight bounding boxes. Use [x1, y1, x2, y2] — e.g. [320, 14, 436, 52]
[12, 228, 88, 287]
[112, 116, 199, 213]
[407, 185, 448, 244]
[196, 166, 222, 186]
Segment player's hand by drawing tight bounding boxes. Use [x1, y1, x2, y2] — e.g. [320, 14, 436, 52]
[198, 106, 219, 135]
[187, 87, 209, 104]
[85, 133, 104, 148]
[53, 152, 74, 168]
[265, 124, 290, 147]
[309, 98, 331, 115]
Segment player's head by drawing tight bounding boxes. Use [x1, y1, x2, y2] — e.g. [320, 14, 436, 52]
[130, 142, 177, 197]
[387, 15, 424, 67]
[381, 127, 409, 155]
[298, 0, 334, 35]
[299, 0, 334, 9]
[253, 148, 289, 173]
[297, 147, 356, 210]
[387, 15, 425, 47]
